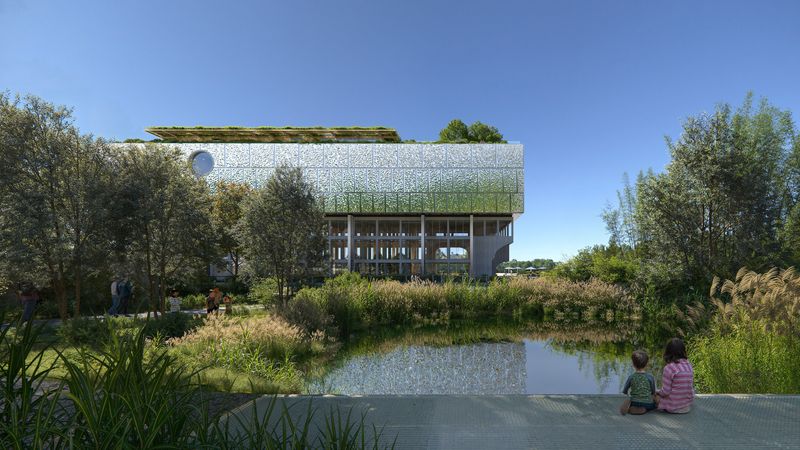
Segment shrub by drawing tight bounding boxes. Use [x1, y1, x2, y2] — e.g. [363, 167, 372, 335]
[141, 312, 200, 339]
[181, 293, 207, 309]
[283, 288, 331, 335]
[57, 316, 118, 347]
[690, 320, 800, 393]
[249, 277, 280, 309]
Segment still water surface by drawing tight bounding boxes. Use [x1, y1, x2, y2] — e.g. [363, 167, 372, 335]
[309, 338, 634, 395]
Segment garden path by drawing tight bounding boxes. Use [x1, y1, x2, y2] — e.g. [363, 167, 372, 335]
[226, 394, 800, 449]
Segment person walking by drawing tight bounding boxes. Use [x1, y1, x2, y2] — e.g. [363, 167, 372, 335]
[108, 277, 121, 316]
[168, 289, 182, 313]
[17, 282, 39, 323]
[207, 287, 223, 314]
[118, 278, 133, 315]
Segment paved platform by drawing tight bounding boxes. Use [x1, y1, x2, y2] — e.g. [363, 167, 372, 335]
[225, 394, 800, 449]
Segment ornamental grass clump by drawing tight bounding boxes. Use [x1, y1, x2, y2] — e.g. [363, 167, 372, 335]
[501, 277, 636, 321]
[688, 267, 800, 393]
[170, 313, 321, 391]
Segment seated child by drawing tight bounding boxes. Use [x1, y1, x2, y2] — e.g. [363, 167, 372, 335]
[620, 349, 657, 415]
[656, 338, 694, 414]
[168, 290, 182, 313]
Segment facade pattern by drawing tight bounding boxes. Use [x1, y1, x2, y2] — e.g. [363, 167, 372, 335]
[171, 143, 524, 215]
[165, 142, 523, 277]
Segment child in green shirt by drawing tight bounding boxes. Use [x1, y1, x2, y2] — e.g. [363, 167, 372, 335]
[620, 349, 657, 415]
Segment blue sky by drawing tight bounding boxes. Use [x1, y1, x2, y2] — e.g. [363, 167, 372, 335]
[2, 1, 799, 260]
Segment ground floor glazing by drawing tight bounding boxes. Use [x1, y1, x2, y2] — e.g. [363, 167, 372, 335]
[327, 215, 513, 277]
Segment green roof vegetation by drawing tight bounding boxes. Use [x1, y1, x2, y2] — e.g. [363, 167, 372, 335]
[145, 126, 401, 143]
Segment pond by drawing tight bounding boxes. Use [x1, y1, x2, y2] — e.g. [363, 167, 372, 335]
[308, 320, 668, 395]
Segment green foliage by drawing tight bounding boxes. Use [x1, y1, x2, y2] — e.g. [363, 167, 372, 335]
[438, 119, 469, 142]
[57, 316, 115, 347]
[685, 267, 800, 393]
[211, 180, 254, 283]
[690, 320, 800, 393]
[1, 315, 391, 448]
[279, 273, 637, 338]
[62, 330, 202, 447]
[284, 288, 331, 335]
[182, 293, 208, 309]
[549, 245, 638, 285]
[0, 319, 64, 448]
[468, 121, 504, 143]
[0, 93, 116, 318]
[603, 94, 800, 289]
[497, 258, 557, 271]
[141, 312, 200, 339]
[206, 397, 395, 449]
[438, 119, 505, 143]
[169, 313, 323, 392]
[114, 143, 216, 314]
[249, 277, 281, 309]
[238, 165, 327, 308]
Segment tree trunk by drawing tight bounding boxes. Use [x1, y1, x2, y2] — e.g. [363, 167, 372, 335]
[53, 276, 68, 320]
[159, 268, 166, 315]
[74, 261, 82, 317]
[145, 229, 157, 319]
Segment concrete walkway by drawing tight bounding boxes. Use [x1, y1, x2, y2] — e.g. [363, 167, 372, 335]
[226, 394, 800, 449]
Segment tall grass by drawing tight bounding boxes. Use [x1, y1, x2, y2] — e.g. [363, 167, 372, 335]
[0, 319, 64, 449]
[169, 313, 325, 392]
[286, 273, 637, 337]
[688, 267, 800, 393]
[62, 331, 203, 447]
[0, 318, 393, 448]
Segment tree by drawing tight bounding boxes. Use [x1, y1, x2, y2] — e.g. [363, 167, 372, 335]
[210, 181, 254, 287]
[0, 93, 114, 318]
[438, 119, 469, 142]
[238, 165, 327, 308]
[114, 143, 214, 316]
[602, 173, 640, 251]
[610, 94, 797, 288]
[439, 119, 505, 143]
[468, 121, 504, 143]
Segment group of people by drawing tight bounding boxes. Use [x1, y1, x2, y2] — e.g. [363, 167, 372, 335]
[620, 337, 694, 415]
[161, 286, 233, 314]
[107, 277, 133, 316]
[105, 281, 234, 316]
[205, 287, 233, 314]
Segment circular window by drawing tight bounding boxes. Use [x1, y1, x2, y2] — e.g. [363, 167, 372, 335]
[190, 151, 214, 177]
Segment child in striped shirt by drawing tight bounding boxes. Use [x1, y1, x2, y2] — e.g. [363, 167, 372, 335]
[656, 338, 694, 414]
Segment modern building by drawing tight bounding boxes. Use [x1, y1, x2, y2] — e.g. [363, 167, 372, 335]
[145, 126, 524, 277]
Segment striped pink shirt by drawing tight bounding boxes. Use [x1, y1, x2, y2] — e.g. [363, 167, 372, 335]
[657, 359, 694, 412]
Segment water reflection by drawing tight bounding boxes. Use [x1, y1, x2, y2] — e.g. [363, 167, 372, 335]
[308, 320, 666, 395]
[525, 340, 627, 394]
[309, 342, 527, 395]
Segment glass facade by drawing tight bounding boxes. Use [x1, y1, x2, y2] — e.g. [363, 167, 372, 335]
[170, 143, 524, 215]
[161, 141, 524, 277]
[327, 216, 514, 276]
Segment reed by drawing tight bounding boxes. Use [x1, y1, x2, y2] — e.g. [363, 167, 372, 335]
[687, 267, 800, 393]
[285, 274, 637, 337]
